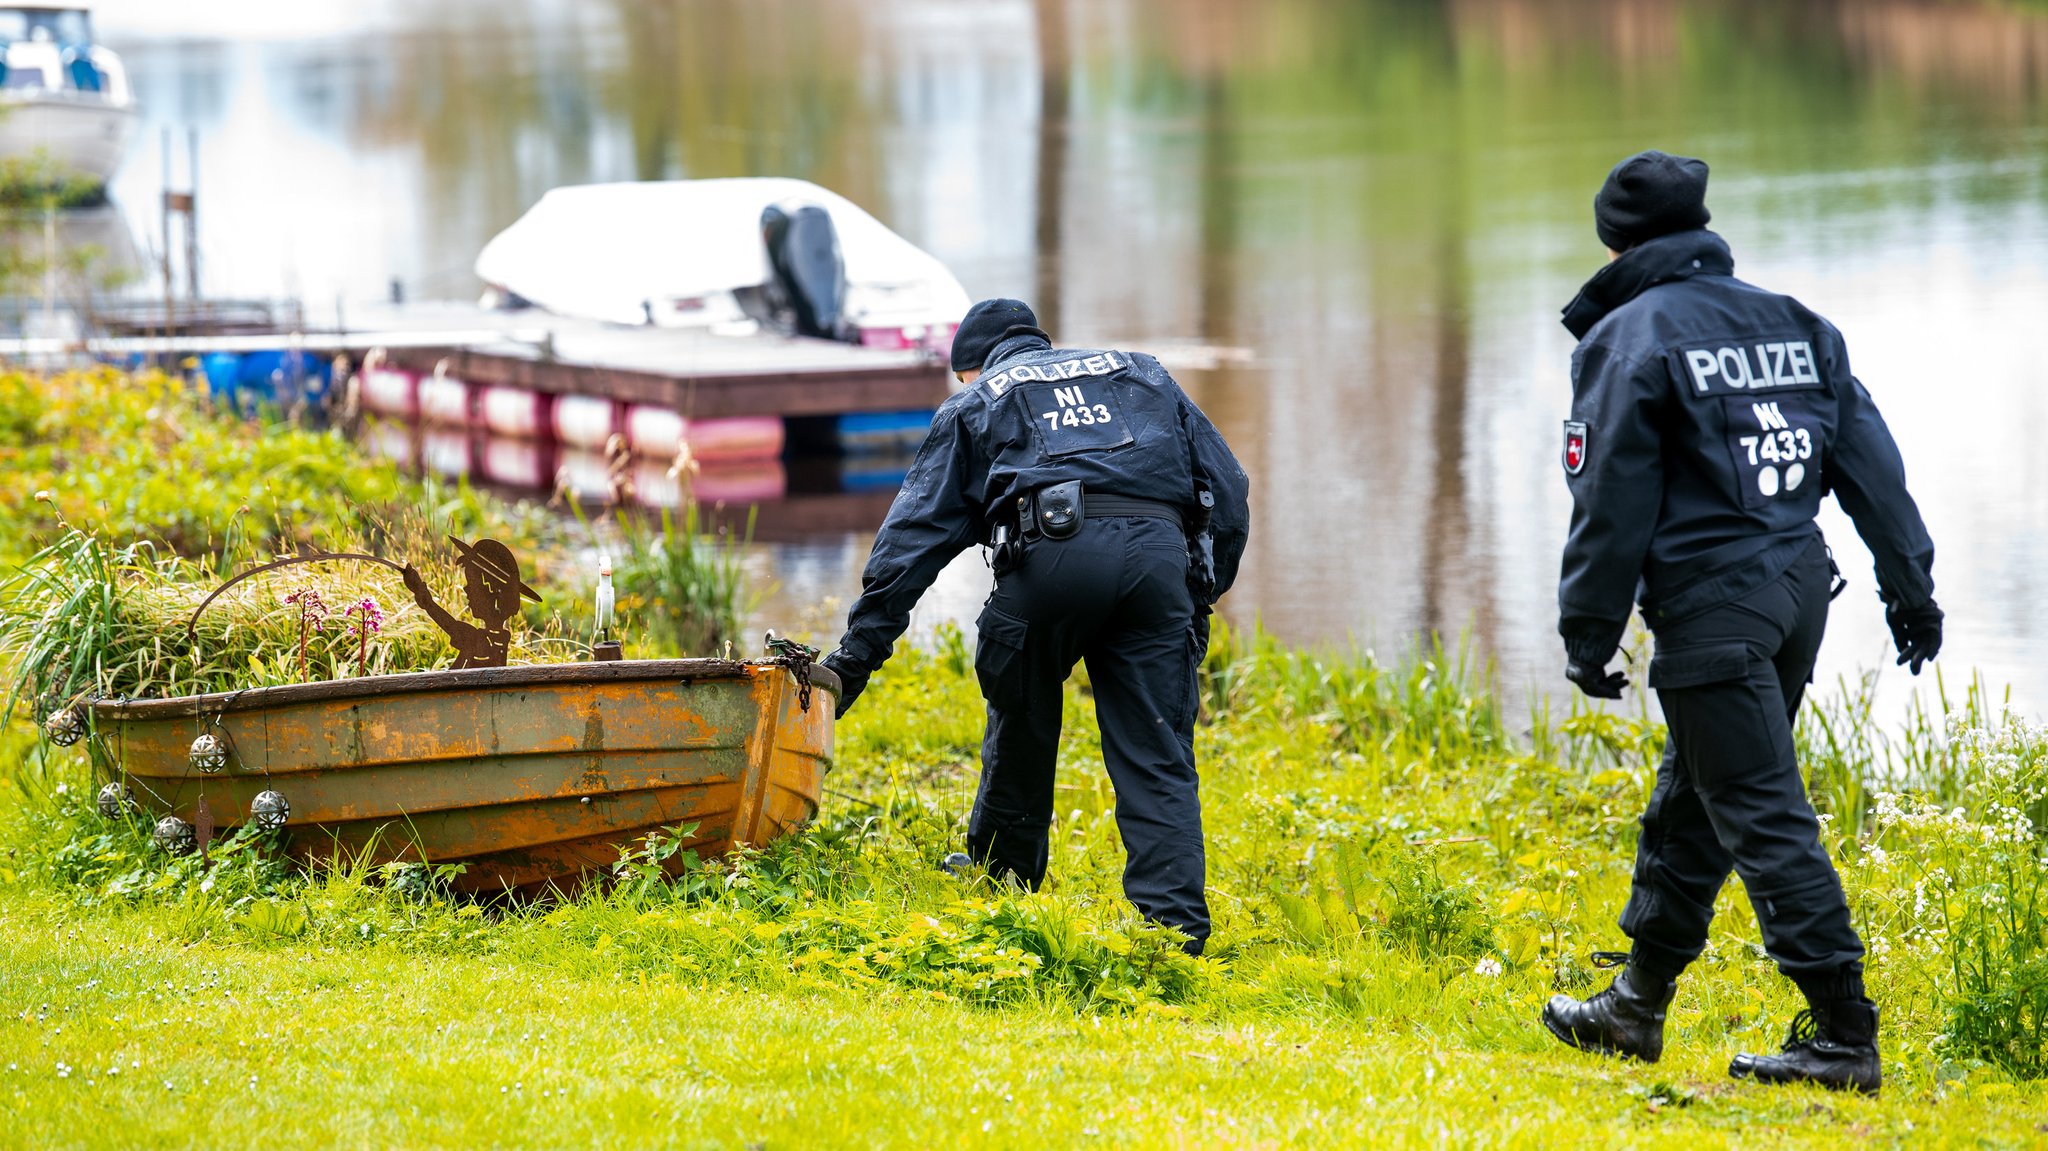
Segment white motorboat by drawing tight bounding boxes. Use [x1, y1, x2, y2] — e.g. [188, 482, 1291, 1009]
[0, 4, 136, 188]
[475, 178, 970, 356]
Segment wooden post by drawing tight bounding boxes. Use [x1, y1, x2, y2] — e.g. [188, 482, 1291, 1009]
[185, 127, 200, 303]
[159, 126, 173, 341]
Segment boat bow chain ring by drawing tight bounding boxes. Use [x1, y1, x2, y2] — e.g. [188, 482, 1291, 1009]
[762, 630, 820, 713]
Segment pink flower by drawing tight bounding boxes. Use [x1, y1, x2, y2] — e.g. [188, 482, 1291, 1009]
[284, 587, 332, 679]
[345, 597, 384, 638]
[344, 597, 384, 677]
[283, 587, 330, 631]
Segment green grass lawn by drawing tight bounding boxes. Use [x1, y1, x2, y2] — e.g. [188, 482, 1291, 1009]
[4, 630, 2046, 1149]
[5, 887, 2043, 1150]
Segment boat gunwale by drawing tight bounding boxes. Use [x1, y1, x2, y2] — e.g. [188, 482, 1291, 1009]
[88, 657, 842, 721]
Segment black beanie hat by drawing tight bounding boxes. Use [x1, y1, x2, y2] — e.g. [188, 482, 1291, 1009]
[1594, 150, 1711, 251]
[950, 298, 1045, 372]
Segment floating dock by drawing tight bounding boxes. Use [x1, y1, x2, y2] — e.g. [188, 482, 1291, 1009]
[365, 304, 950, 421]
[0, 300, 948, 506]
[2, 300, 952, 419]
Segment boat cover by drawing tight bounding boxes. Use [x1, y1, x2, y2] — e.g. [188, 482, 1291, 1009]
[474, 178, 969, 329]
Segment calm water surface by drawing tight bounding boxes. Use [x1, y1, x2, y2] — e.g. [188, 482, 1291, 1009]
[94, 0, 2048, 719]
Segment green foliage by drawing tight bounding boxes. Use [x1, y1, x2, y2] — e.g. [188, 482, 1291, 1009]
[595, 809, 1207, 1009]
[1199, 621, 1506, 763]
[16, 621, 2041, 1072]
[1797, 667, 2013, 836]
[1842, 718, 2048, 1079]
[4, 626, 2048, 1142]
[0, 366, 628, 701]
[0, 526, 470, 704]
[1266, 835, 1494, 963]
[830, 624, 987, 773]
[0, 155, 99, 211]
[1376, 847, 1496, 960]
[0, 369, 425, 558]
[598, 502, 751, 657]
[0, 152, 121, 318]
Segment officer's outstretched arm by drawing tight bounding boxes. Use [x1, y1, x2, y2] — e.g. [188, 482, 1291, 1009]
[1558, 343, 1665, 669]
[829, 405, 985, 698]
[1828, 370, 1935, 612]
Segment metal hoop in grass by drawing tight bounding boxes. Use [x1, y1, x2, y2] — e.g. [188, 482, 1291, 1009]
[183, 549, 409, 645]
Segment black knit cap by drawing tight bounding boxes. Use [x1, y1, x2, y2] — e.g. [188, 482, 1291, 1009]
[1595, 150, 1711, 252]
[949, 298, 1046, 372]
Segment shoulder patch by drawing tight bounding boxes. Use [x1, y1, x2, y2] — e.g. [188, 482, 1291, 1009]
[1562, 420, 1588, 475]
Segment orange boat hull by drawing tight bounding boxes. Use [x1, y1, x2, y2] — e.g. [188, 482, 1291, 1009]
[89, 659, 837, 896]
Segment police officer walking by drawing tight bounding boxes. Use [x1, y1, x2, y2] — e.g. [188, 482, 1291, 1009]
[821, 299, 1250, 955]
[1540, 152, 1941, 1094]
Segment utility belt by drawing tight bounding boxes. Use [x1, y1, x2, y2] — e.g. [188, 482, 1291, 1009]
[989, 480, 1200, 580]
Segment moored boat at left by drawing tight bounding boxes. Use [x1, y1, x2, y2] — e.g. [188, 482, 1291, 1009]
[0, 3, 136, 188]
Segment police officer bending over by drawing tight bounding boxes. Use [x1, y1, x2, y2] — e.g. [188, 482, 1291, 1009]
[821, 298, 1250, 955]
[1542, 152, 1941, 1095]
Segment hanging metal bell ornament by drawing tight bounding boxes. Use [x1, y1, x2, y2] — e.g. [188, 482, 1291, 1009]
[153, 815, 196, 854]
[249, 790, 290, 831]
[188, 732, 228, 774]
[96, 781, 137, 819]
[44, 707, 85, 747]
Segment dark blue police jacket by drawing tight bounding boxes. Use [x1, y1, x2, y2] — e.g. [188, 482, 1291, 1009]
[835, 333, 1251, 673]
[1557, 229, 1935, 660]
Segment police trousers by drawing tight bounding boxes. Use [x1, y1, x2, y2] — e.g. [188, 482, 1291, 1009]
[1621, 538, 1865, 985]
[969, 514, 1210, 951]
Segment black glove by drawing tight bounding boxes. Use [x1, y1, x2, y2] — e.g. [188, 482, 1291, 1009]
[820, 651, 869, 719]
[1560, 617, 1627, 700]
[1565, 659, 1628, 700]
[1885, 600, 1943, 676]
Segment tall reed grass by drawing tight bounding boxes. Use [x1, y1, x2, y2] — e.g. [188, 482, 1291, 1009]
[574, 500, 752, 658]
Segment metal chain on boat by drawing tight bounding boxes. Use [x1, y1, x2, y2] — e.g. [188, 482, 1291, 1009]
[763, 630, 820, 713]
[792, 654, 814, 713]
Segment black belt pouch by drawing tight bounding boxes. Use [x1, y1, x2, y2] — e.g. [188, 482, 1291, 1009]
[1036, 480, 1083, 539]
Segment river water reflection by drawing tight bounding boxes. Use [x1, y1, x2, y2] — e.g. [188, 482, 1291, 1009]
[97, 0, 2048, 718]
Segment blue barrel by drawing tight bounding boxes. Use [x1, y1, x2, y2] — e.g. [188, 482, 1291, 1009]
[834, 409, 934, 456]
[228, 349, 333, 411]
[837, 452, 916, 492]
[200, 353, 241, 404]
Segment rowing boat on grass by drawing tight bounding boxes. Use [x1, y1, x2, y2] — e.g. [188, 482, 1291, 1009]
[88, 657, 839, 897]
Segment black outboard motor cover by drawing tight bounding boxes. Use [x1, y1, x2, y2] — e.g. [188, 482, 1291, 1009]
[760, 200, 849, 341]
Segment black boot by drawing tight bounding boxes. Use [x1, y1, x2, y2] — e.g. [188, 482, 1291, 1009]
[1729, 1001, 1881, 1094]
[1542, 966, 1675, 1063]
